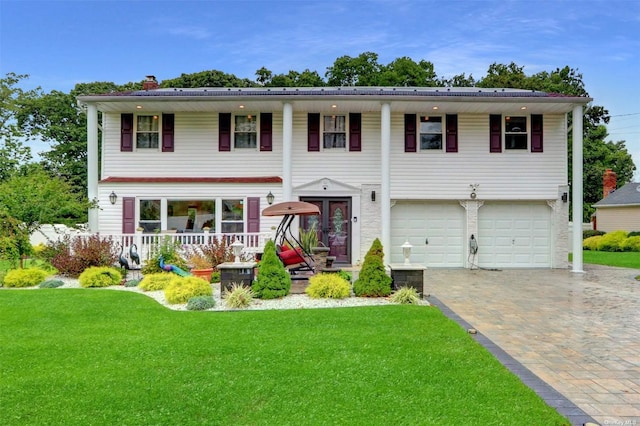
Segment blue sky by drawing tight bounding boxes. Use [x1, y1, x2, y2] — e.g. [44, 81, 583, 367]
[2, 0, 639, 177]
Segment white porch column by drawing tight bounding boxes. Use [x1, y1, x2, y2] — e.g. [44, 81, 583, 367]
[381, 102, 391, 265]
[572, 105, 584, 273]
[282, 102, 293, 201]
[87, 103, 99, 232]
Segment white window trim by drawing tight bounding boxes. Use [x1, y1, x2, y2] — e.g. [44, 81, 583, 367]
[418, 114, 445, 152]
[503, 114, 530, 151]
[232, 113, 259, 150]
[321, 113, 348, 151]
[134, 113, 162, 151]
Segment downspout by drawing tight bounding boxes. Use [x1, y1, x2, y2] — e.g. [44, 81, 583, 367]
[86, 103, 99, 232]
[572, 104, 584, 273]
[381, 103, 391, 265]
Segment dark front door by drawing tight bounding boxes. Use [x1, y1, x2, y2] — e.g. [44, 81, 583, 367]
[300, 197, 351, 264]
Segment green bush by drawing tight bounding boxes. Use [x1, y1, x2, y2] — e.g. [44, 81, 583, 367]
[597, 230, 628, 252]
[3, 268, 48, 288]
[252, 240, 291, 299]
[124, 279, 141, 287]
[224, 282, 255, 309]
[78, 266, 122, 288]
[139, 273, 174, 291]
[210, 271, 221, 283]
[620, 236, 640, 252]
[39, 279, 65, 288]
[164, 276, 212, 304]
[337, 270, 352, 282]
[583, 235, 602, 250]
[627, 231, 640, 237]
[353, 238, 392, 297]
[306, 273, 351, 299]
[186, 295, 216, 311]
[43, 235, 118, 277]
[583, 229, 605, 239]
[390, 286, 421, 305]
[141, 236, 188, 275]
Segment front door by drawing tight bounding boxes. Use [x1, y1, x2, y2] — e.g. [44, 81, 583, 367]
[300, 197, 351, 264]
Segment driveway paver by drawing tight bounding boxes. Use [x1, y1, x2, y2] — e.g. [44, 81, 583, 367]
[426, 265, 640, 426]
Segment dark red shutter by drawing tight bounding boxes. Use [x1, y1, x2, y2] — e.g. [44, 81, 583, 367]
[349, 113, 361, 151]
[219, 113, 231, 151]
[489, 114, 502, 153]
[404, 114, 416, 152]
[308, 113, 320, 152]
[445, 114, 458, 153]
[260, 113, 272, 151]
[121, 113, 133, 152]
[162, 113, 174, 152]
[531, 114, 543, 153]
[247, 197, 260, 232]
[122, 197, 135, 234]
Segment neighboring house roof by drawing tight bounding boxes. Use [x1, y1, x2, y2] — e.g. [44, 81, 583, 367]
[593, 182, 640, 207]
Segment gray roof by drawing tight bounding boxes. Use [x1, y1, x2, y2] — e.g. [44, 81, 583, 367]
[593, 182, 640, 207]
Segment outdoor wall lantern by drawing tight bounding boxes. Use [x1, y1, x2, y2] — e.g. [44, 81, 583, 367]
[371, 190, 376, 202]
[266, 191, 275, 205]
[562, 192, 568, 203]
[402, 240, 413, 265]
[109, 191, 117, 205]
[231, 239, 244, 263]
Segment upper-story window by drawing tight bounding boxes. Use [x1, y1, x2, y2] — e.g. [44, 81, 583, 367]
[234, 115, 257, 149]
[136, 115, 160, 149]
[323, 115, 346, 149]
[505, 116, 527, 150]
[420, 116, 443, 150]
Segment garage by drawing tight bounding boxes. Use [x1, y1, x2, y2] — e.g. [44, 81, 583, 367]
[477, 202, 552, 268]
[391, 202, 465, 267]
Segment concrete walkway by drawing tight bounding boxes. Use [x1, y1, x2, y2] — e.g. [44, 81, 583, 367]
[426, 265, 640, 426]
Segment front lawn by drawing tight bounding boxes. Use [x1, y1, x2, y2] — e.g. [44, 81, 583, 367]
[571, 250, 640, 269]
[0, 290, 568, 425]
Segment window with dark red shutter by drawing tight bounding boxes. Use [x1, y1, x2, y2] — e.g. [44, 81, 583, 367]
[404, 114, 417, 152]
[489, 115, 502, 153]
[121, 113, 133, 152]
[260, 113, 272, 151]
[219, 113, 231, 151]
[531, 114, 543, 153]
[349, 113, 361, 152]
[162, 113, 174, 152]
[445, 114, 458, 153]
[308, 113, 320, 152]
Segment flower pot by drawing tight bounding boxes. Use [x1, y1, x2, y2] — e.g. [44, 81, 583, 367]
[191, 268, 214, 282]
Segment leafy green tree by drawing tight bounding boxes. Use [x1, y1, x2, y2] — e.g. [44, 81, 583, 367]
[325, 52, 382, 86]
[160, 70, 255, 88]
[353, 238, 392, 297]
[0, 208, 32, 267]
[378, 57, 438, 86]
[0, 165, 90, 234]
[0, 73, 36, 181]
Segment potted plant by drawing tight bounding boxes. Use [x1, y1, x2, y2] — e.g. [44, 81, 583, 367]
[188, 250, 214, 282]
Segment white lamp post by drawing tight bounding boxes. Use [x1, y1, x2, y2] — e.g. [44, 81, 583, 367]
[401, 240, 412, 265]
[231, 240, 244, 264]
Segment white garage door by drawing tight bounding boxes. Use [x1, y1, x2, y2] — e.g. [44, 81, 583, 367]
[391, 202, 465, 267]
[478, 203, 551, 268]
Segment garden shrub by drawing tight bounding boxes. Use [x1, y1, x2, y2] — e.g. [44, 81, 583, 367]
[124, 279, 141, 287]
[337, 270, 352, 282]
[353, 238, 392, 297]
[39, 279, 65, 288]
[583, 236, 602, 251]
[186, 295, 216, 311]
[596, 230, 628, 252]
[0, 210, 32, 268]
[210, 271, 221, 283]
[3, 268, 48, 288]
[199, 236, 235, 270]
[306, 273, 351, 299]
[141, 236, 188, 275]
[43, 235, 118, 277]
[224, 282, 255, 309]
[627, 231, 640, 237]
[139, 273, 174, 291]
[78, 266, 122, 288]
[251, 240, 291, 299]
[620, 236, 640, 252]
[164, 276, 212, 304]
[390, 286, 421, 305]
[583, 229, 605, 239]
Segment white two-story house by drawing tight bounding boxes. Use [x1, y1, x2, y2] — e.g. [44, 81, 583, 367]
[78, 80, 589, 270]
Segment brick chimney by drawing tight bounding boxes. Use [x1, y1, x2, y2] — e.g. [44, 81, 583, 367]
[142, 75, 159, 90]
[603, 168, 617, 198]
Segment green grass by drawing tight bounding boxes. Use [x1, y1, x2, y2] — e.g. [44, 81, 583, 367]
[571, 250, 640, 269]
[0, 290, 569, 425]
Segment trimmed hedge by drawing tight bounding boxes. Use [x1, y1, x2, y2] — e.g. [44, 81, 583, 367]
[139, 273, 174, 291]
[164, 276, 212, 304]
[3, 268, 48, 288]
[78, 267, 122, 288]
[582, 230, 640, 252]
[306, 273, 351, 299]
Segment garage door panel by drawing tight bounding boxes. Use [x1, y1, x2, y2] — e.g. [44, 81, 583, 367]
[391, 203, 465, 267]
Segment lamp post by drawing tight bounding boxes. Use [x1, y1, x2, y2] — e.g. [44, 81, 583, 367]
[401, 240, 413, 265]
[231, 239, 244, 263]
